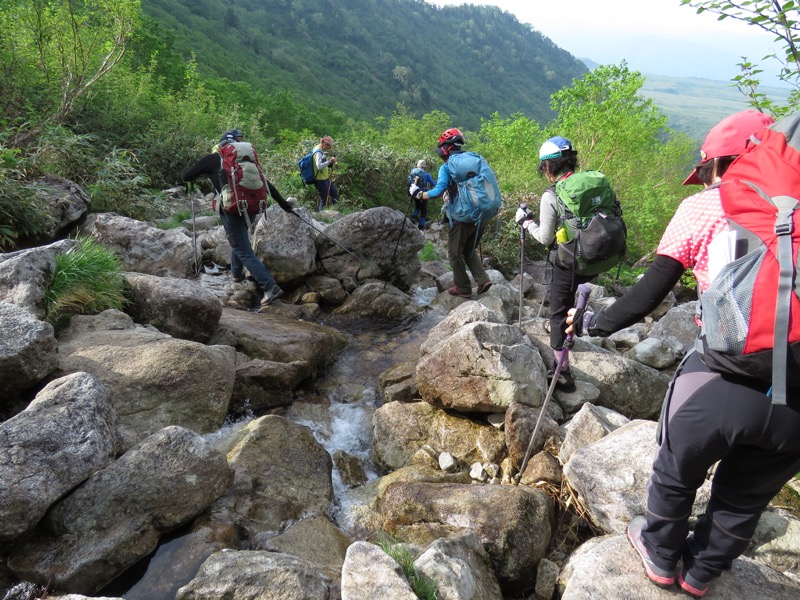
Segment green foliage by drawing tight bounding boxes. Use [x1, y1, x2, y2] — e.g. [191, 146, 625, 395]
[28, 126, 97, 184]
[680, 0, 800, 115]
[472, 113, 544, 193]
[0, 143, 56, 250]
[380, 107, 456, 155]
[377, 534, 438, 600]
[0, 0, 139, 126]
[596, 264, 648, 289]
[264, 136, 423, 214]
[45, 237, 128, 329]
[544, 63, 695, 259]
[87, 149, 172, 220]
[141, 0, 587, 131]
[418, 240, 443, 262]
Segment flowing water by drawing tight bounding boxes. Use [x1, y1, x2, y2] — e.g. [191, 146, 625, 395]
[100, 286, 443, 599]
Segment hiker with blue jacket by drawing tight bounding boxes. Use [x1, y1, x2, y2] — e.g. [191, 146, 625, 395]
[565, 110, 800, 598]
[409, 128, 494, 299]
[515, 137, 596, 392]
[181, 129, 294, 307]
[407, 159, 435, 230]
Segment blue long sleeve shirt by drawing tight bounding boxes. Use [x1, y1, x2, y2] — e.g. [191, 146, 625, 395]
[426, 163, 451, 198]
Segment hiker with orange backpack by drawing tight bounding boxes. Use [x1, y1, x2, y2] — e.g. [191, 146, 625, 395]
[566, 110, 800, 597]
[181, 129, 295, 307]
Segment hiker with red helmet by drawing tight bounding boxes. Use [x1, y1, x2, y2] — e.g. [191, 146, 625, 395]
[409, 128, 496, 298]
[566, 110, 800, 598]
[312, 135, 339, 212]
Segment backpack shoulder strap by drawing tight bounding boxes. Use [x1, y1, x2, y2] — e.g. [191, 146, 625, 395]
[768, 192, 800, 404]
[551, 181, 572, 220]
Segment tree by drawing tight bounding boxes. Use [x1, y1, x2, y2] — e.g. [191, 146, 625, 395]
[681, 0, 800, 114]
[1, 0, 139, 127]
[546, 63, 696, 258]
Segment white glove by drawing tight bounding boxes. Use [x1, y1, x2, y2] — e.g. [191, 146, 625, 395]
[515, 206, 534, 225]
[409, 184, 423, 199]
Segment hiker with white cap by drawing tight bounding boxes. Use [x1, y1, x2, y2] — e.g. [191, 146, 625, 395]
[407, 159, 436, 230]
[516, 136, 625, 392]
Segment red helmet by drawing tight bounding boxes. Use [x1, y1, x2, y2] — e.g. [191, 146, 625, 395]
[437, 127, 465, 148]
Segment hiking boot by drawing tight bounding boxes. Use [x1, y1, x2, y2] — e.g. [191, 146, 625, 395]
[448, 286, 472, 299]
[678, 569, 709, 597]
[547, 367, 576, 392]
[476, 280, 493, 295]
[260, 284, 284, 306]
[626, 516, 676, 588]
[231, 272, 245, 283]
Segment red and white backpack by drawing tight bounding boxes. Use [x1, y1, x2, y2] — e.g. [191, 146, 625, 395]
[698, 112, 800, 404]
[217, 141, 267, 216]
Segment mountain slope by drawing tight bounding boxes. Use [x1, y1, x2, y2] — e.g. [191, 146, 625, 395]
[141, 0, 588, 129]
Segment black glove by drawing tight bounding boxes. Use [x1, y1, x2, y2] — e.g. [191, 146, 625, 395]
[571, 307, 596, 337]
[515, 206, 533, 225]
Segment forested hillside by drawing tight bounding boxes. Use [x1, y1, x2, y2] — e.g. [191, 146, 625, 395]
[141, 0, 588, 129]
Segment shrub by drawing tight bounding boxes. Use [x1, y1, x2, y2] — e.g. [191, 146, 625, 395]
[45, 237, 128, 329]
[0, 145, 56, 250]
[87, 148, 172, 221]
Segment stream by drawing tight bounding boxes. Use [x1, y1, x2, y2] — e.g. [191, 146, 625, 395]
[99, 286, 444, 599]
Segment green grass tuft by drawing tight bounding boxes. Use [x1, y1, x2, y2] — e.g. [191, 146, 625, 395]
[418, 240, 441, 262]
[45, 237, 128, 329]
[377, 534, 438, 600]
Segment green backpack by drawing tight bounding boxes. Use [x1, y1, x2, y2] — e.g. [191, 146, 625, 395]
[553, 170, 627, 276]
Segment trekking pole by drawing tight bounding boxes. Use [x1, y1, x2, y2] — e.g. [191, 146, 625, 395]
[537, 257, 552, 319]
[325, 164, 334, 208]
[288, 210, 363, 261]
[187, 181, 200, 275]
[518, 203, 527, 327]
[385, 177, 419, 288]
[515, 283, 592, 485]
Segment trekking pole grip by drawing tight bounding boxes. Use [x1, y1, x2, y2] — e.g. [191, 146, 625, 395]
[566, 284, 592, 345]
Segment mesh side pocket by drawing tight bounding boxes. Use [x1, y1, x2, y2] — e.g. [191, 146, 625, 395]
[701, 248, 765, 354]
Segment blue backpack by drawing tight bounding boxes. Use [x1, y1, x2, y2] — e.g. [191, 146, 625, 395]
[444, 151, 502, 226]
[298, 149, 321, 185]
[407, 167, 432, 191]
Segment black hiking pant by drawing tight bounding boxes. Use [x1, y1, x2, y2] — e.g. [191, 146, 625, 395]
[641, 351, 800, 585]
[548, 258, 595, 352]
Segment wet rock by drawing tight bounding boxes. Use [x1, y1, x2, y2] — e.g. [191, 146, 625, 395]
[9, 426, 232, 594]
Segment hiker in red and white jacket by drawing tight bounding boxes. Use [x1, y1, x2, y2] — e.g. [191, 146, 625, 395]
[567, 110, 800, 598]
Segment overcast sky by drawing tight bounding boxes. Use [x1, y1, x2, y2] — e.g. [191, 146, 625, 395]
[426, 0, 784, 84]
